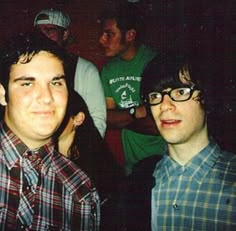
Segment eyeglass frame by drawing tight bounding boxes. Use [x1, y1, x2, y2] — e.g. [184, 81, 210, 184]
[145, 84, 198, 106]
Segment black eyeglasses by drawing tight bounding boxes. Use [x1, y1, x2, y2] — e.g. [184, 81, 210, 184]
[147, 85, 197, 106]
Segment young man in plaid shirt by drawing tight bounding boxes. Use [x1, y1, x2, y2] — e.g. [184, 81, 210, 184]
[0, 32, 100, 230]
[141, 51, 236, 231]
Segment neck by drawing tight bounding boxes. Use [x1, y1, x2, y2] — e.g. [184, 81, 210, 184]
[20, 137, 51, 150]
[4, 118, 51, 150]
[120, 44, 139, 61]
[58, 130, 75, 156]
[168, 129, 209, 166]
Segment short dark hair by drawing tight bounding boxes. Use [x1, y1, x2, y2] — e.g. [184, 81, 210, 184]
[141, 51, 216, 114]
[0, 32, 72, 97]
[99, 3, 145, 44]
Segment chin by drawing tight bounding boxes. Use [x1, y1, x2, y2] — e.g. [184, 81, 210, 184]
[161, 133, 180, 144]
[36, 124, 57, 134]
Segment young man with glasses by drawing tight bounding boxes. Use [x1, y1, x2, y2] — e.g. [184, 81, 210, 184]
[140, 51, 236, 230]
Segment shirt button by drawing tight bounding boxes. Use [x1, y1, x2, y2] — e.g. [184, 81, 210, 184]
[173, 203, 178, 209]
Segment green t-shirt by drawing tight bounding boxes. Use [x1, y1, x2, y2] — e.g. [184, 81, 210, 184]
[101, 45, 165, 174]
[101, 45, 156, 109]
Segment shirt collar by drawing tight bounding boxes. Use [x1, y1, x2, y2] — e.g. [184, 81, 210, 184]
[0, 122, 55, 171]
[0, 122, 86, 195]
[153, 140, 221, 184]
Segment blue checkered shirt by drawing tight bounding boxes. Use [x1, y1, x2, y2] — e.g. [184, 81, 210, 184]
[0, 123, 100, 230]
[152, 141, 236, 231]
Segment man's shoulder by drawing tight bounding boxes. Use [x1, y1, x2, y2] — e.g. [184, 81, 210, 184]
[101, 45, 157, 75]
[139, 44, 157, 54]
[77, 56, 97, 69]
[73, 56, 100, 83]
[218, 149, 236, 169]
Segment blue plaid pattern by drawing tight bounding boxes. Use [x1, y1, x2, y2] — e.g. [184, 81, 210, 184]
[0, 122, 100, 230]
[152, 141, 236, 231]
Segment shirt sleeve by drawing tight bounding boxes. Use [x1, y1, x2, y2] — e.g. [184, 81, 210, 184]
[74, 57, 107, 138]
[72, 188, 100, 231]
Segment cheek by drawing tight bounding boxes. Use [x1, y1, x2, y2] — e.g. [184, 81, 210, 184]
[194, 108, 206, 127]
[49, 35, 58, 42]
[54, 91, 68, 107]
[9, 90, 31, 107]
[109, 36, 122, 46]
[150, 106, 160, 121]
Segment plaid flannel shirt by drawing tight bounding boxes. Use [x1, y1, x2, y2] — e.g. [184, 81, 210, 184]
[0, 122, 100, 230]
[152, 141, 236, 231]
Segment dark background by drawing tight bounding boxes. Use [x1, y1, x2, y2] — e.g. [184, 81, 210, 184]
[0, 0, 235, 152]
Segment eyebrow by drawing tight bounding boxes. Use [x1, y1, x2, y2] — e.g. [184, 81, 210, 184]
[13, 75, 66, 82]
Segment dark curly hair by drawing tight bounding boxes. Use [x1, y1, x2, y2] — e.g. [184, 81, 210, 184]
[141, 50, 224, 144]
[141, 51, 216, 114]
[0, 31, 73, 101]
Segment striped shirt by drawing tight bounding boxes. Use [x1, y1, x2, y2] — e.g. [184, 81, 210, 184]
[152, 141, 236, 231]
[0, 123, 100, 230]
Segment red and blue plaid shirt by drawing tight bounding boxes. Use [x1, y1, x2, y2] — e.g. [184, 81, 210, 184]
[0, 122, 100, 230]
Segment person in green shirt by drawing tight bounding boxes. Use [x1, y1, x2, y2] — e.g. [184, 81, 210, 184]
[99, 3, 165, 175]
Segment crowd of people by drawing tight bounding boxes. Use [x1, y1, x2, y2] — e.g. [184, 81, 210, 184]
[0, 2, 235, 231]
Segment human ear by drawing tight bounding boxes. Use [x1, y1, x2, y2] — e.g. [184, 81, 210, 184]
[0, 84, 7, 106]
[125, 29, 136, 42]
[73, 112, 85, 127]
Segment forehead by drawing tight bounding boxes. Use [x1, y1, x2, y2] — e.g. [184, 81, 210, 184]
[102, 18, 119, 31]
[10, 51, 64, 77]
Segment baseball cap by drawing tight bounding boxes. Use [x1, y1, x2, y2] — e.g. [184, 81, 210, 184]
[34, 9, 71, 29]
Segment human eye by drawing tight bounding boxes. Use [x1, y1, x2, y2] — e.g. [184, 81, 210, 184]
[13, 77, 34, 87]
[172, 88, 191, 100]
[21, 82, 32, 87]
[45, 27, 58, 35]
[104, 31, 115, 40]
[148, 92, 162, 105]
[51, 80, 62, 86]
[107, 32, 115, 38]
[51, 77, 66, 87]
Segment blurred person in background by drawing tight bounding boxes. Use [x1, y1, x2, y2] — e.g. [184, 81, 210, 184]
[99, 3, 165, 175]
[34, 8, 106, 138]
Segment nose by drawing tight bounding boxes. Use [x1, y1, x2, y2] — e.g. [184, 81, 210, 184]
[36, 84, 53, 104]
[99, 33, 106, 45]
[39, 28, 50, 38]
[160, 94, 175, 112]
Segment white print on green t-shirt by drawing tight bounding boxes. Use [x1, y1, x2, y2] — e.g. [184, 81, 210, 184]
[109, 76, 141, 84]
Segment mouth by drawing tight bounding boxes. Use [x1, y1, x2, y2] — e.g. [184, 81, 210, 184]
[160, 119, 181, 127]
[33, 111, 54, 117]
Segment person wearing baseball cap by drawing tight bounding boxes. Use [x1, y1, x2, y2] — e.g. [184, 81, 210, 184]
[34, 8, 70, 46]
[34, 8, 107, 139]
